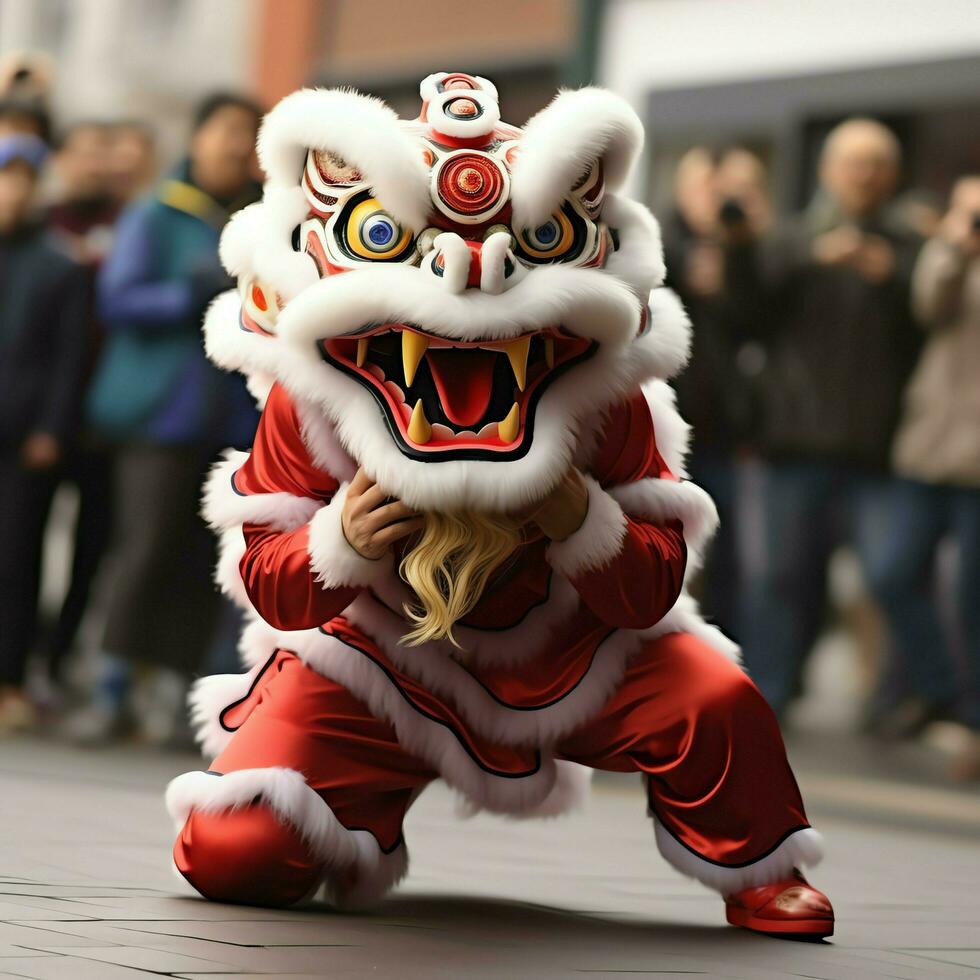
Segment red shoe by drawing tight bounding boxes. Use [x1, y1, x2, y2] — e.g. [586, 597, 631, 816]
[725, 869, 834, 939]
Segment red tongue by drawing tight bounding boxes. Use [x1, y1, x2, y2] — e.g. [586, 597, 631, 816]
[425, 348, 498, 428]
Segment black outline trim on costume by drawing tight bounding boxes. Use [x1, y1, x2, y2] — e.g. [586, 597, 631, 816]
[344, 826, 405, 855]
[217, 652, 282, 733]
[318, 629, 542, 780]
[449, 628, 616, 712]
[351, 588, 613, 713]
[646, 780, 813, 869]
[228, 467, 335, 506]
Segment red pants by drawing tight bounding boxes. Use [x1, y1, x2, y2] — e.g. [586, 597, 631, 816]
[174, 632, 810, 907]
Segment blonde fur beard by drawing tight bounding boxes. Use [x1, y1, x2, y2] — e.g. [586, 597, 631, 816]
[398, 511, 523, 648]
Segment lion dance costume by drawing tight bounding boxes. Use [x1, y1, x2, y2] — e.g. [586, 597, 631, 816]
[166, 73, 834, 937]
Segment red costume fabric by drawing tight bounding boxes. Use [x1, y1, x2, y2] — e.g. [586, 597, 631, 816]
[176, 633, 808, 907]
[236, 383, 687, 640]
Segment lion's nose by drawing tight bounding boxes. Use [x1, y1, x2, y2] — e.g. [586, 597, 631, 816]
[426, 231, 524, 295]
[463, 240, 483, 289]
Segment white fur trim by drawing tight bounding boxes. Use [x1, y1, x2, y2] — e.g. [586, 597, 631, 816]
[609, 478, 718, 570]
[363, 570, 583, 669]
[258, 88, 431, 232]
[273, 272, 688, 513]
[650, 591, 741, 664]
[214, 525, 249, 607]
[546, 476, 628, 578]
[654, 820, 824, 894]
[642, 287, 692, 384]
[603, 194, 666, 296]
[279, 260, 640, 348]
[203, 290, 268, 379]
[166, 767, 406, 909]
[322, 832, 408, 911]
[246, 371, 275, 409]
[187, 666, 263, 758]
[201, 450, 323, 532]
[236, 619, 562, 815]
[219, 189, 318, 301]
[456, 760, 592, 821]
[166, 767, 358, 865]
[511, 88, 643, 229]
[201, 450, 338, 610]
[290, 599, 643, 749]
[524, 760, 593, 817]
[205, 248, 691, 516]
[641, 377, 691, 477]
[231, 612, 736, 805]
[307, 483, 394, 589]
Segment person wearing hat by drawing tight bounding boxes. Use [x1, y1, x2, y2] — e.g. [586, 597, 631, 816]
[0, 132, 90, 731]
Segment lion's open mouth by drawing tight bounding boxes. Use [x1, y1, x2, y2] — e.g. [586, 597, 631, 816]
[321, 325, 595, 459]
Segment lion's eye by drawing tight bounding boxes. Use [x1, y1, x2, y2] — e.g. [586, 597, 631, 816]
[345, 197, 413, 260]
[519, 208, 577, 261]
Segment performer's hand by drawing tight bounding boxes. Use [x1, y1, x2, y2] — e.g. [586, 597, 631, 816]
[524, 467, 589, 542]
[342, 468, 424, 560]
[20, 432, 61, 470]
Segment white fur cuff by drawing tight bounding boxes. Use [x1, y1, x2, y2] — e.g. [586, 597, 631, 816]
[546, 475, 628, 578]
[166, 767, 408, 910]
[307, 483, 391, 589]
[654, 822, 824, 894]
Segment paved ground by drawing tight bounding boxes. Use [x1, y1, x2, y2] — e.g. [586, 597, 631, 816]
[0, 736, 978, 980]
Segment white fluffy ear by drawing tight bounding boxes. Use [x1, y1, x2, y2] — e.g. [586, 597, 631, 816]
[257, 88, 431, 231]
[510, 87, 643, 229]
[219, 188, 318, 300]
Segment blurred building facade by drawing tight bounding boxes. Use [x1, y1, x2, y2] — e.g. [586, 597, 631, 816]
[3, 0, 979, 198]
[0, 0, 252, 153]
[0, 0, 589, 158]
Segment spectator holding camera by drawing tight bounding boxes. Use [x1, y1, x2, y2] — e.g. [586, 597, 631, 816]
[880, 175, 980, 737]
[731, 119, 923, 718]
[663, 146, 770, 635]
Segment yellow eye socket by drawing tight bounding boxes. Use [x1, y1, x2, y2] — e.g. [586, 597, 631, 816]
[345, 197, 413, 261]
[519, 208, 575, 260]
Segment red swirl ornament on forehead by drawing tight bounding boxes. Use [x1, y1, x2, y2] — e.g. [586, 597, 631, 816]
[437, 153, 505, 217]
[430, 148, 510, 223]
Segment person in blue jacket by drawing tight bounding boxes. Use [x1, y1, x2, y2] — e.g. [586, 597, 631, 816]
[77, 93, 262, 742]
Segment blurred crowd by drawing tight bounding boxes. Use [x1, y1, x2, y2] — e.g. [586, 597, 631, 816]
[666, 122, 980, 764]
[0, 56, 261, 744]
[0, 56, 977, 774]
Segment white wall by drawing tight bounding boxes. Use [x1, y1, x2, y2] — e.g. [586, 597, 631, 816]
[597, 0, 980, 193]
[599, 0, 980, 98]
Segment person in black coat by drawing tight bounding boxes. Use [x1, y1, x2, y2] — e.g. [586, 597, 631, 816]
[727, 119, 924, 718]
[0, 133, 90, 730]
